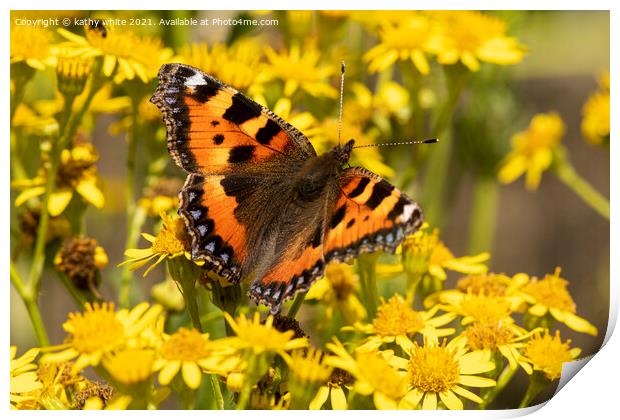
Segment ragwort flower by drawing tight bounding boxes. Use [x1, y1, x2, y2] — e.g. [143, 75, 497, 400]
[498, 112, 565, 190]
[428, 11, 526, 71]
[309, 368, 354, 410]
[581, 71, 610, 146]
[326, 339, 408, 409]
[138, 177, 183, 217]
[523, 330, 581, 381]
[287, 348, 334, 409]
[517, 267, 598, 335]
[10, 24, 57, 70]
[103, 349, 155, 385]
[154, 327, 239, 390]
[364, 14, 436, 75]
[343, 293, 456, 352]
[393, 336, 496, 410]
[13, 143, 105, 216]
[120, 212, 204, 276]
[263, 42, 338, 98]
[10, 346, 43, 409]
[41, 302, 163, 372]
[401, 224, 489, 281]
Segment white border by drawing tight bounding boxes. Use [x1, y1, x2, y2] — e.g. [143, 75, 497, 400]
[4, 1, 616, 418]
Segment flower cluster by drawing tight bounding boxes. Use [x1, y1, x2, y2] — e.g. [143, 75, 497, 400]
[10, 10, 605, 411]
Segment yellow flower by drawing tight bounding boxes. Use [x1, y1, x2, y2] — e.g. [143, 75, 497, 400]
[401, 224, 489, 281]
[57, 25, 172, 83]
[13, 143, 105, 216]
[154, 327, 240, 390]
[349, 81, 411, 126]
[10, 346, 43, 409]
[249, 390, 291, 410]
[220, 312, 308, 363]
[103, 349, 155, 385]
[41, 302, 163, 372]
[119, 212, 203, 276]
[151, 278, 185, 312]
[428, 11, 526, 71]
[326, 339, 408, 409]
[343, 294, 456, 352]
[309, 368, 354, 410]
[177, 39, 268, 97]
[518, 267, 598, 335]
[263, 42, 338, 98]
[11, 103, 59, 136]
[10, 24, 57, 70]
[439, 293, 515, 325]
[364, 14, 436, 75]
[498, 112, 565, 190]
[287, 348, 334, 409]
[523, 330, 581, 381]
[581, 72, 610, 146]
[306, 263, 367, 325]
[138, 177, 183, 217]
[82, 395, 132, 410]
[36, 361, 86, 409]
[56, 54, 93, 98]
[392, 336, 496, 410]
[461, 322, 538, 373]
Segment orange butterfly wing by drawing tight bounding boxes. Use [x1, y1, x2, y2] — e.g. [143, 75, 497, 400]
[249, 168, 423, 312]
[151, 64, 316, 282]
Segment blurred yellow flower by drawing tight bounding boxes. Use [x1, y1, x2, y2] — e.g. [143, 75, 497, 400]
[306, 263, 367, 325]
[57, 25, 172, 83]
[10, 346, 43, 410]
[177, 39, 268, 97]
[41, 302, 163, 372]
[364, 14, 436, 75]
[517, 267, 598, 336]
[309, 368, 354, 410]
[288, 348, 334, 409]
[350, 81, 411, 124]
[343, 294, 456, 352]
[82, 395, 132, 410]
[523, 330, 581, 381]
[581, 72, 610, 146]
[264, 42, 338, 98]
[401, 224, 489, 281]
[220, 312, 308, 363]
[154, 327, 239, 390]
[498, 112, 565, 190]
[461, 323, 538, 373]
[138, 177, 183, 217]
[428, 11, 526, 71]
[103, 349, 155, 385]
[326, 339, 407, 410]
[10, 25, 57, 70]
[392, 336, 496, 410]
[12, 103, 59, 136]
[12, 143, 105, 216]
[120, 212, 203, 277]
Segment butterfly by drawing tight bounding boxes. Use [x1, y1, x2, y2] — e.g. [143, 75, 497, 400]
[150, 63, 424, 314]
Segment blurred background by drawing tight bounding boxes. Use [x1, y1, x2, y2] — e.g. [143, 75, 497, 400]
[10, 10, 609, 408]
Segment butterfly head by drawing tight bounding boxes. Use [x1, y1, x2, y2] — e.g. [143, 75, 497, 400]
[333, 139, 355, 166]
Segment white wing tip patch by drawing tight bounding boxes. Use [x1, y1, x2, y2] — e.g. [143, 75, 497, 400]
[184, 72, 206, 86]
[402, 203, 418, 222]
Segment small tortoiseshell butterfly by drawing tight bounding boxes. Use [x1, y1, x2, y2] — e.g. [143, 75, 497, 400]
[150, 63, 424, 314]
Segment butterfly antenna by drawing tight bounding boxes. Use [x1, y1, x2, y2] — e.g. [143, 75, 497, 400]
[352, 138, 439, 149]
[337, 61, 345, 146]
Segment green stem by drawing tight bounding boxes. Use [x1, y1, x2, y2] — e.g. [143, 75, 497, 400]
[236, 354, 256, 410]
[553, 156, 609, 220]
[24, 297, 50, 346]
[406, 272, 423, 304]
[518, 372, 550, 408]
[480, 365, 517, 409]
[210, 374, 224, 410]
[468, 176, 499, 254]
[358, 254, 379, 318]
[182, 280, 203, 333]
[119, 99, 142, 308]
[287, 292, 307, 318]
[421, 66, 469, 228]
[56, 272, 87, 308]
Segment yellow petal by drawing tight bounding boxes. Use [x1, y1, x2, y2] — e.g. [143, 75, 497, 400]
[411, 50, 430, 75]
[374, 392, 397, 410]
[309, 386, 329, 410]
[47, 190, 74, 216]
[404, 389, 424, 408]
[158, 360, 181, 385]
[529, 304, 548, 317]
[76, 178, 105, 208]
[330, 387, 347, 410]
[458, 353, 495, 375]
[559, 311, 598, 336]
[14, 186, 46, 206]
[439, 390, 463, 410]
[458, 375, 496, 388]
[103, 55, 117, 77]
[181, 361, 202, 389]
[451, 385, 483, 403]
[422, 392, 437, 410]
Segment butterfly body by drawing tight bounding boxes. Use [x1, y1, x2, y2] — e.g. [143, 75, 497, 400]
[151, 63, 424, 313]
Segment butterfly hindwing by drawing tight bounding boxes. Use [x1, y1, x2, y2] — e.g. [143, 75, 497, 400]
[150, 63, 315, 175]
[248, 167, 423, 313]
